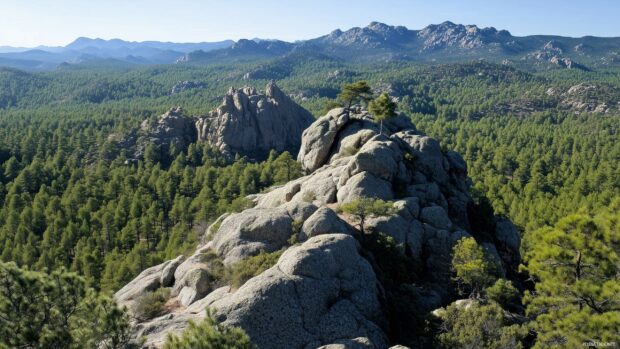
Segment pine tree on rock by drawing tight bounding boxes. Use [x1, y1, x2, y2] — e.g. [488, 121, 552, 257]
[337, 81, 373, 113]
[369, 92, 397, 135]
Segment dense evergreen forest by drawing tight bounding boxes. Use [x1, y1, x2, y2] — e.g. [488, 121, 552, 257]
[0, 57, 618, 347]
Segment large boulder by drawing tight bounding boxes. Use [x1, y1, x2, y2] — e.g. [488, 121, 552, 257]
[494, 218, 521, 255]
[169, 246, 223, 307]
[393, 131, 449, 184]
[366, 215, 425, 260]
[337, 171, 394, 204]
[343, 135, 403, 182]
[210, 202, 319, 265]
[301, 207, 352, 239]
[196, 82, 314, 159]
[298, 108, 350, 173]
[210, 234, 388, 349]
[392, 197, 420, 221]
[115, 255, 184, 309]
[210, 207, 295, 266]
[419, 206, 452, 230]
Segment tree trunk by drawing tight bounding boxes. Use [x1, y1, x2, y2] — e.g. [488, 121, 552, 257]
[359, 215, 365, 235]
[575, 250, 583, 311]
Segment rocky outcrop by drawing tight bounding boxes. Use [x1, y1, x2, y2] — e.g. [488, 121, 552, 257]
[210, 202, 318, 265]
[313, 21, 413, 50]
[117, 107, 521, 348]
[297, 108, 350, 173]
[417, 21, 512, 51]
[195, 82, 315, 159]
[170, 80, 206, 95]
[135, 107, 197, 159]
[210, 234, 387, 349]
[116, 255, 185, 310]
[524, 41, 589, 70]
[546, 82, 619, 114]
[121, 84, 316, 161]
[301, 206, 353, 239]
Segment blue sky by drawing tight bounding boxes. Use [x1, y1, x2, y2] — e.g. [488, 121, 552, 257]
[1, 0, 619, 47]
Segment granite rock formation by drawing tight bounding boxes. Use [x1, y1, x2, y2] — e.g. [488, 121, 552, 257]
[116, 107, 521, 348]
[195, 82, 315, 159]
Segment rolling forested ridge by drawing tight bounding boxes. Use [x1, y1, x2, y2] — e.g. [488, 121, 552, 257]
[0, 20, 619, 349]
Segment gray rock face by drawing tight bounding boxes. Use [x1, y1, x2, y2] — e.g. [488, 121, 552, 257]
[366, 215, 424, 260]
[394, 131, 448, 184]
[418, 21, 511, 51]
[393, 197, 420, 221]
[160, 255, 184, 287]
[494, 218, 520, 254]
[210, 234, 387, 349]
[210, 201, 319, 265]
[175, 268, 211, 307]
[115, 255, 184, 310]
[337, 171, 394, 204]
[344, 135, 403, 182]
[196, 82, 314, 159]
[136, 107, 197, 158]
[420, 206, 452, 230]
[129, 302, 207, 348]
[301, 207, 352, 239]
[170, 80, 206, 95]
[210, 207, 294, 266]
[494, 217, 522, 266]
[297, 108, 350, 173]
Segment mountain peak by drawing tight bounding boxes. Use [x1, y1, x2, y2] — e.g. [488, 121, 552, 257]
[439, 20, 457, 27]
[67, 37, 99, 46]
[418, 22, 512, 51]
[366, 21, 391, 31]
[315, 21, 413, 49]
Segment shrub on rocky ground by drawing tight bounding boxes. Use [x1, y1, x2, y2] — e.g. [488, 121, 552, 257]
[133, 288, 170, 321]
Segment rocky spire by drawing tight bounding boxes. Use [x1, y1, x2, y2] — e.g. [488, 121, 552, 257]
[195, 82, 315, 159]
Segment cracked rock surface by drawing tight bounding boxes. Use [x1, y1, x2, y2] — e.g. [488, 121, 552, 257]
[210, 234, 387, 349]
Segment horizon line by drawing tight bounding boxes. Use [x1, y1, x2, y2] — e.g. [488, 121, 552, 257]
[2, 20, 620, 49]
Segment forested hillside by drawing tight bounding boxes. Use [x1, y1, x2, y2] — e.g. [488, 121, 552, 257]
[0, 56, 618, 348]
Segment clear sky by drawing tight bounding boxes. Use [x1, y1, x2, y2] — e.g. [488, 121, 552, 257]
[1, 0, 619, 47]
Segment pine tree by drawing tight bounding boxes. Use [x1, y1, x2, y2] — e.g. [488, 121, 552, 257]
[369, 92, 397, 134]
[522, 200, 620, 348]
[451, 237, 497, 298]
[337, 81, 373, 112]
[340, 198, 394, 235]
[0, 262, 130, 349]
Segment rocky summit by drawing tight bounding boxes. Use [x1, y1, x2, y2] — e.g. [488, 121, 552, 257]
[116, 108, 521, 348]
[417, 21, 512, 52]
[195, 82, 315, 159]
[127, 83, 313, 161]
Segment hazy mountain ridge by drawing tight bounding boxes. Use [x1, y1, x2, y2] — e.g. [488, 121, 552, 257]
[180, 21, 620, 68]
[0, 37, 234, 70]
[2, 21, 620, 71]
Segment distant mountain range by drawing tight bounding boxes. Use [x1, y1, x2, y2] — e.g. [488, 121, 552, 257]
[2, 21, 620, 71]
[0, 38, 233, 70]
